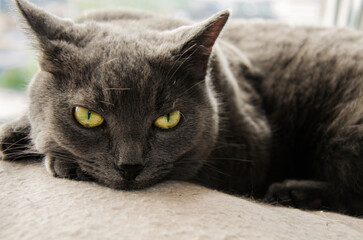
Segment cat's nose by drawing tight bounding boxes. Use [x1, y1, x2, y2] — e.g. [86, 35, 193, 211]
[118, 164, 144, 181]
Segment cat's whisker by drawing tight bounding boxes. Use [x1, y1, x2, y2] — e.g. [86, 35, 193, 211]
[215, 140, 248, 146]
[164, 43, 197, 80]
[4, 150, 40, 156]
[174, 157, 234, 178]
[155, 162, 173, 169]
[201, 164, 233, 178]
[168, 46, 200, 81]
[210, 157, 254, 163]
[96, 57, 119, 70]
[50, 152, 102, 174]
[79, 162, 100, 171]
[2, 153, 41, 161]
[99, 100, 114, 106]
[51, 152, 76, 161]
[0, 130, 30, 133]
[104, 88, 131, 91]
[3, 143, 35, 149]
[1, 135, 32, 153]
[4, 153, 39, 158]
[177, 79, 205, 99]
[0, 146, 33, 152]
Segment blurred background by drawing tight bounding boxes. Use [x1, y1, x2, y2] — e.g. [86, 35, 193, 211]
[0, 0, 363, 123]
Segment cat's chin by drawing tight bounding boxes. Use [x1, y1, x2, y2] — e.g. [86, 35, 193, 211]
[97, 177, 166, 191]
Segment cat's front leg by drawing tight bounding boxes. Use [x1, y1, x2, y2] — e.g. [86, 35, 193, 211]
[44, 154, 94, 181]
[263, 180, 363, 215]
[0, 117, 92, 181]
[0, 115, 43, 161]
[263, 180, 338, 211]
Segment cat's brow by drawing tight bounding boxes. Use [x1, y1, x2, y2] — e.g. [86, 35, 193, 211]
[99, 100, 114, 106]
[104, 88, 131, 91]
[96, 57, 120, 70]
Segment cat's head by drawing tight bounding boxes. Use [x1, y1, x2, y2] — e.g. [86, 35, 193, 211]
[16, 0, 229, 189]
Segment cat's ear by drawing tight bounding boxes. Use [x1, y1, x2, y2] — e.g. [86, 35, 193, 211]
[173, 10, 230, 80]
[15, 0, 74, 41]
[15, 0, 82, 74]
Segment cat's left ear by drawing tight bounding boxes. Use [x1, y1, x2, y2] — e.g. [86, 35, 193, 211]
[15, 0, 74, 39]
[173, 10, 230, 80]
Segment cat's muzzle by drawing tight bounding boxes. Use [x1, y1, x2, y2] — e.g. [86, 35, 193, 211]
[117, 164, 144, 181]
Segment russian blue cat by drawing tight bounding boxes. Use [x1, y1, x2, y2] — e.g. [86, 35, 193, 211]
[1, 0, 362, 216]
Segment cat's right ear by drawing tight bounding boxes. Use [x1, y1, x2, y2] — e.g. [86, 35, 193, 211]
[15, 0, 82, 74]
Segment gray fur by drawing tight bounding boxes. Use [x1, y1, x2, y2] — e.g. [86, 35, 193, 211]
[1, 0, 362, 216]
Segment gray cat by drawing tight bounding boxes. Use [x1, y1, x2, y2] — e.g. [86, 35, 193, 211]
[1, 0, 362, 216]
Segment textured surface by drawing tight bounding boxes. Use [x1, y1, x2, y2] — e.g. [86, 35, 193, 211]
[0, 160, 362, 240]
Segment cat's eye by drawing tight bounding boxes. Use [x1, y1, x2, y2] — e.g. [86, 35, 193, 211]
[154, 111, 181, 129]
[74, 106, 104, 128]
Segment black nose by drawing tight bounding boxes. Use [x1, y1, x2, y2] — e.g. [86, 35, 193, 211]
[119, 164, 144, 181]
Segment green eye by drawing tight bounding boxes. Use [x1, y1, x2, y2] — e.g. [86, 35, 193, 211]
[74, 106, 104, 128]
[154, 111, 181, 129]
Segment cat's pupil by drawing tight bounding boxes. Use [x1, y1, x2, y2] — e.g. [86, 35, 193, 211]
[87, 111, 91, 120]
[167, 113, 170, 122]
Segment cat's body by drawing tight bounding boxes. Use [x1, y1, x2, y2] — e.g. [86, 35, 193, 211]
[207, 22, 363, 193]
[1, 0, 362, 216]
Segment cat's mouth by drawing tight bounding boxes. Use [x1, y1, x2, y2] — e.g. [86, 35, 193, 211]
[46, 152, 172, 190]
[78, 162, 171, 190]
[96, 174, 167, 190]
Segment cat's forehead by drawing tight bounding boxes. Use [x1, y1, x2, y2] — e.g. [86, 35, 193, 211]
[77, 26, 178, 91]
[81, 27, 170, 78]
[88, 22, 174, 53]
[71, 51, 163, 114]
[90, 47, 156, 90]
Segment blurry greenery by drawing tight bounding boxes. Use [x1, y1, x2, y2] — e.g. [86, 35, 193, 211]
[0, 62, 37, 91]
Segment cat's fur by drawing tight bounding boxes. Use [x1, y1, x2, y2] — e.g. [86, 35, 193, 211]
[1, 0, 362, 216]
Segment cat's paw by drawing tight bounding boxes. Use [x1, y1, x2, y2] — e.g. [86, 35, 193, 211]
[263, 180, 331, 210]
[44, 154, 94, 181]
[0, 117, 42, 161]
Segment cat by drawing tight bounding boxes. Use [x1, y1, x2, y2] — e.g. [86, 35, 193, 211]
[1, 0, 362, 216]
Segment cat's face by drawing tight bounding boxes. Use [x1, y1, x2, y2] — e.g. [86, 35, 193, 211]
[17, 0, 229, 189]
